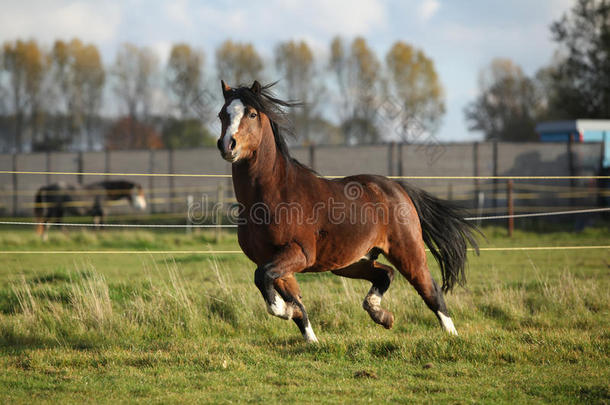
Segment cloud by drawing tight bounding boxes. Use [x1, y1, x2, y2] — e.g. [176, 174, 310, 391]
[418, 0, 440, 23]
[0, 1, 121, 45]
[191, 0, 387, 45]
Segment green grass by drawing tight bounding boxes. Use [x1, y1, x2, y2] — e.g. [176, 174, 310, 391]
[0, 226, 608, 404]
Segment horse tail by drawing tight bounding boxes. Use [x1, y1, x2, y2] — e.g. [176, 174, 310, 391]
[399, 182, 480, 293]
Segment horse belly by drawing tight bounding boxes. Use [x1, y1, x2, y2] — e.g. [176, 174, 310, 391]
[310, 223, 383, 272]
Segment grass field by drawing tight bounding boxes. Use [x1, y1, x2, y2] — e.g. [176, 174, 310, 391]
[0, 226, 608, 403]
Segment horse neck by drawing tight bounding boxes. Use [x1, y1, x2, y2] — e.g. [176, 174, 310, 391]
[231, 123, 288, 206]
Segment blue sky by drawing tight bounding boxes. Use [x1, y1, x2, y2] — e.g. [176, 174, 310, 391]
[0, 0, 574, 141]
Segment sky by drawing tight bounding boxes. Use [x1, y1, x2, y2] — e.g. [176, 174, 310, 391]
[0, 0, 575, 142]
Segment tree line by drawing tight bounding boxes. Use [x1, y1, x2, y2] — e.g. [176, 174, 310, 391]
[0, 36, 444, 152]
[465, 0, 609, 141]
[0, 0, 606, 152]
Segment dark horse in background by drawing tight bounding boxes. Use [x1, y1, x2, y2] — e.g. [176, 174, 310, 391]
[217, 80, 480, 342]
[34, 180, 147, 238]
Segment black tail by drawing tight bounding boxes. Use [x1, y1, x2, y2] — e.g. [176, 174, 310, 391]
[400, 182, 480, 293]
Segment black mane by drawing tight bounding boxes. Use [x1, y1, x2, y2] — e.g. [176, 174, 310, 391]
[228, 82, 316, 173]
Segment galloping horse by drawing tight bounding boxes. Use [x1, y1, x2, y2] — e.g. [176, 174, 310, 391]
[34, 180, 147, 238]
[217, 80, 479, 342]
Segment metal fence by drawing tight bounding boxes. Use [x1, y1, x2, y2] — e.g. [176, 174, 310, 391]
[0, 141, 606, 218]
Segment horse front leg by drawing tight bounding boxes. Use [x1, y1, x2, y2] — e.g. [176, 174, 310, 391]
[253, 244, 317, 342]
[274, 275, 317, 343]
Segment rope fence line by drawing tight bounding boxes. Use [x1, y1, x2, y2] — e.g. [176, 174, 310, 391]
[1, 207, 608, 229]
[0, 184, 220, 196]
[463, 207, 610, 221]
[0, 204, 595, 222]
[4, 180, 605, 197]
[0, 221, 230, 228]
[0, 246, 607, 254]
[2, 170, 609, 180]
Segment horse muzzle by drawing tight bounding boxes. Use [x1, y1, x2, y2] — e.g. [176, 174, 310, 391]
[217, 136, 239, 162]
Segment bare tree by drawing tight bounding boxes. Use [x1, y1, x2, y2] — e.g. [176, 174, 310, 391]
[166, 43, 204, 118]
[329, 36, 381, 144]
[113, 43, 159, 122]
[111, 43, 159, 150]
[275, 40, 322, 144]
[215, 40, 263, 85]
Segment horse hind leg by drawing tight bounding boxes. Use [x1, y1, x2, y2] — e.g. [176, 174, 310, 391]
[387, 248, 458, 335]
[332, 259, 395, 329]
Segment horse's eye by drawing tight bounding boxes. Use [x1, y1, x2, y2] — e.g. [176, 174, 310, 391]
[249, 112, 257, 119]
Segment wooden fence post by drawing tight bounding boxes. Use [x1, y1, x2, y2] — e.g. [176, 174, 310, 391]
[492, 140, 499, 212]
[397, 142, 403, 177]
[148, 150, 155, 214]
[168, 149, 175, 212]
[46, 151, 51, 185]
[186, 194, 193, 235]
[507, 180, 514, 237]
[388, 142, 394, 176]
[473, 142, 479, 210]
[104, 149, 111, 179]
[309, 144, 315, 171]
[567, 135, 575, 207]
[77, 151, 84, 185]
[12, 153, 17, 217]
[215, 183, 224, 243]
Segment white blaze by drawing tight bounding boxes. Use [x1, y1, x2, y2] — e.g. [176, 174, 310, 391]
[131, 190, 147, 210]
[224, 99, 245, 151]
[437, 311, 458, 336]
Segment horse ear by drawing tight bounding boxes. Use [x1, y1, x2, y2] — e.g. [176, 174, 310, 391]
[250, 80, 262, 95]
[221, 80, 231, 98]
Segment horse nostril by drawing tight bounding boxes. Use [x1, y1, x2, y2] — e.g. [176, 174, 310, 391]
[229, 137, 236, 151]
[217, 138, 223, 152]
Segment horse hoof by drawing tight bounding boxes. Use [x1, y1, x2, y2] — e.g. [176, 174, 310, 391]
[381, 311, 394, 329]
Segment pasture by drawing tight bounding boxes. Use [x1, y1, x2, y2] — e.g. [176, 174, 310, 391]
[0, 226, 608, 403]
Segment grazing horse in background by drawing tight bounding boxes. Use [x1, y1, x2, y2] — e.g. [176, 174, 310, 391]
[216, 80, 480, 343]
[34, 180, 147, 238]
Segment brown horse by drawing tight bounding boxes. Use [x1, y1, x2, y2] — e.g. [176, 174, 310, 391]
[34, 180, 147, 239]
[217, 80, 479, 342]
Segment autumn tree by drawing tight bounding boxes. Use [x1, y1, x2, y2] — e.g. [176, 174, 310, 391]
[1, 39, 45, 151]
[113, 43, 158, 121]
[464, 59, 541, 141]
[111, 43, 159, 149]
[274, 40, 322, 144]
[329, 36, 381, 144]
[78, 43, 105, 149]
[215, 40, 263, 85]
[329, 36, 349, 121]
[50, 39, 105, 150]
[166, 43, 204, 118]
[544, 0, 610, 118]
[385, 41, 445, 139]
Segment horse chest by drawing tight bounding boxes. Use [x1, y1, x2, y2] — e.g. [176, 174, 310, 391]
[237, 222, 296, 265]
